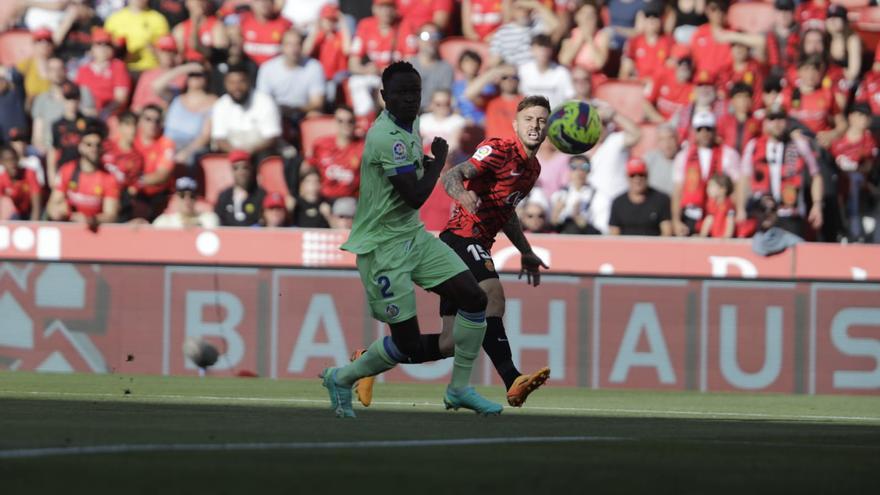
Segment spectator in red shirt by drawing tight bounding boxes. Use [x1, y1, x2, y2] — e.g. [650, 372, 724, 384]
[619, 1, 673, 82]
[303, 3, 352, 99]
[396, 0, 454, 33]
[172, 0, 228, 62]
[238, 0, 293, 65]
[717, 83, 762, 154]
[74, 28, 131, 119]
[309, 106, 364, 202]
[719, 39, 766, 102]
[796, 0, 828, 29]
[787, 28, 848, 111]
[132, 104, 177, 221]
[0, 146, 41, 221]
[699, 173, 736, 238]
[46, 123, 120, 226]
[102, 111, 144, 206]
[855, 44, 880, 117]
[830, 103, 878, 240]
[131, 35, 182, 112]
[481, 65, 522, 141]
[262, 191, 290, 228]
[462, 0, 504, 41]
[348, 0, 417, 116]
[782, 55, 846, 147]
[644, 56, 694, 123]
[689, 0, 733, 83]
[766, 0, 800, 79]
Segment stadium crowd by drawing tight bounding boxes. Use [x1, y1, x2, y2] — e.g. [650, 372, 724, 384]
[0, 0, 879, 243]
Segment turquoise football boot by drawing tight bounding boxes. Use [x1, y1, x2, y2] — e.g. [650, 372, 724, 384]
[320, 367, 356, 418]
[443, 386, 503, 416]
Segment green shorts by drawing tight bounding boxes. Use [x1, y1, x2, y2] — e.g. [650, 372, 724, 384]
[356, 229, 468, 323]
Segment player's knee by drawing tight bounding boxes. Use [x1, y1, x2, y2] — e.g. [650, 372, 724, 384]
[457, 284, 487, 312]
[391, 332, 422, 360]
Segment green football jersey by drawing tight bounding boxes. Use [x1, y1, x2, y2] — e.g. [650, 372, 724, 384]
[341, 110, 425, 255]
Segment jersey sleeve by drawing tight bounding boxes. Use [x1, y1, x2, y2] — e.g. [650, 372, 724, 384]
[468, 138, 510, 175]
[372, 133, 419, 177]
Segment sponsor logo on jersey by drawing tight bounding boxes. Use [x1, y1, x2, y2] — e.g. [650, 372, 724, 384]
[392, 140, 407, 163]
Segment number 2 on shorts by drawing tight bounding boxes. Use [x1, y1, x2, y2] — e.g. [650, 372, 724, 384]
[377, 275, 394, 298]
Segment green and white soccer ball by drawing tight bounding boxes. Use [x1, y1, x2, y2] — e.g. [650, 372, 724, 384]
[546, 100, 603, 154]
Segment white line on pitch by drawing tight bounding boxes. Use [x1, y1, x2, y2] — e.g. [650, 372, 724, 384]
[4, 390, 880, 423]
[0, 436, 629, 459]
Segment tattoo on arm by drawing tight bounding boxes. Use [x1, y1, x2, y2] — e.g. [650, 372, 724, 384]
[442, 161, 480, 199]
[502, 212, 532, 254]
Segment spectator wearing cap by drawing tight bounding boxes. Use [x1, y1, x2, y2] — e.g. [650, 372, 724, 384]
[130, 35, 183, 112]
[215, 150, 267, 227]
[558, 3, 610, 74]
[308, 105, 364, 202]
[644, 53, 694, 124]
[489, 0, 559, 67]
[302, 3, 352, 102]
[104, 0, 170, 71]
[698, 173, 737, 238]
[261, 191, 291, 228]
[740, 107, 824, 238]
[74, 27, 132, 118]
[131, 104, 176, 221]
[419, 89, 466, 153]
[716, 83, 762, 155]
[550, 155, 598, 235]
[0, 67, 27, 148]
[154, 61, 216, 167]
[409, 22, 454, 113]
[31, 57, 96, 157]
[462, 0, 505, 41]
[782, 55, 846, 148]
[292, 168, 331, 228]
[689, 0, 733, 83]
[0, 146, 42, 221]
[153, 176, 220, 228]
[766, 0, 800, 78]
[796, 0, 829, 28]
[518, 35, 575, 109]
[672, 111, 742, 236]
[672, 70, 725, 144]
[15, 29, 55, 109]
[172, 0, 228, 62]
[585, 101, 642, 234]
[825, 5, 863, 84]
[102, 111, 144, 216]
[47, 83, 90, 185]
[210, 65, 281, 157]
[830, 103, 878, 241]
[46, 123, 120, 226]
[854, 42, 880, 119]
[609, 158, 672, 236]
[256, 29, 326, 124]
[642, 124, 679, 196]
[347, 0, 417, 116]
[477, 64, 521, 141]
[236, 0, 293, 66]
[328, 196, 356, 230]
[619, 2, 673, 82]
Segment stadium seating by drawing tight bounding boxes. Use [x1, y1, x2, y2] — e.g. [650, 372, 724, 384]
[300, 116, 336, 158]
[728, 3, 776, 34]
[438, 37, 491, 74]
[257, 156, 290, 196]
[199, 154, 234, 204]
[593, 79, 646, 123]
[631, 124, 658, 160]
[0, 30, 34, 66]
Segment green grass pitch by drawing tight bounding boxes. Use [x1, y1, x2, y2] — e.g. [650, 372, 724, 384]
[1, 372, 879, 494]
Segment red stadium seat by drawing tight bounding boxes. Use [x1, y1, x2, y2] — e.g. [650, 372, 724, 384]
[0, 30, 34, 66]
[593, 79, 647, 123]
[300, 116, 336, 158]
[438, 37, 491, 74]
[199, 154, 234, 205]
[727, 3, 775, 34]
[257, 156, 290, 196]
[631, 124, 659, 160]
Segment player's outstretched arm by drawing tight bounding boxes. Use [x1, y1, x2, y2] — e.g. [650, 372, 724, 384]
[502, 213, 549, 286]
[388, 137, 448, 210]
[442, 160, 483, 212]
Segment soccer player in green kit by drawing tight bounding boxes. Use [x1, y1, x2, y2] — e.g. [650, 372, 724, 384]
[320, 61, 502, 418]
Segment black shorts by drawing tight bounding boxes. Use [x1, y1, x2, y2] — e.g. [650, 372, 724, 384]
[438, 230, 498, 316]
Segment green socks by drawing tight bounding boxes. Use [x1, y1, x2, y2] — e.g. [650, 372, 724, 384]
[335, 338, 396, 386]
[450, 310, 488, 389]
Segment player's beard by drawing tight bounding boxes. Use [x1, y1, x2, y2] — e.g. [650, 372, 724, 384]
[520, 129, 545, 151]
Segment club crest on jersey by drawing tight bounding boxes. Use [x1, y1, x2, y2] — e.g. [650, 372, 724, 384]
[385, 304, 400, 318]
[392, 140, 408, 163]
[473, 145, 493, 161]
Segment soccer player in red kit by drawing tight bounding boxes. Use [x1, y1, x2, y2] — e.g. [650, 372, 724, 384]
[353, 95, 552, 408]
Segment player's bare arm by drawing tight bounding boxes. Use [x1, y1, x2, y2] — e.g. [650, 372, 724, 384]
[388, 136, 448, 210]
[442, 160, 482, 212]
[502, 213, 549, 286]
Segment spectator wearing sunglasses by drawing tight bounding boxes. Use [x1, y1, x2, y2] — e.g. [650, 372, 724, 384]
[477, 64, 522, 141]
[153, 176, 219, 228]
[131, 104, 176, 222]
[409, 23, 454, 113]
[609, 158, 672, 236]
[308, 105, 364, 202]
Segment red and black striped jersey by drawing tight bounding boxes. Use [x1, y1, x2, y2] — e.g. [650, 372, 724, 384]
[444, 137, 541, 248]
